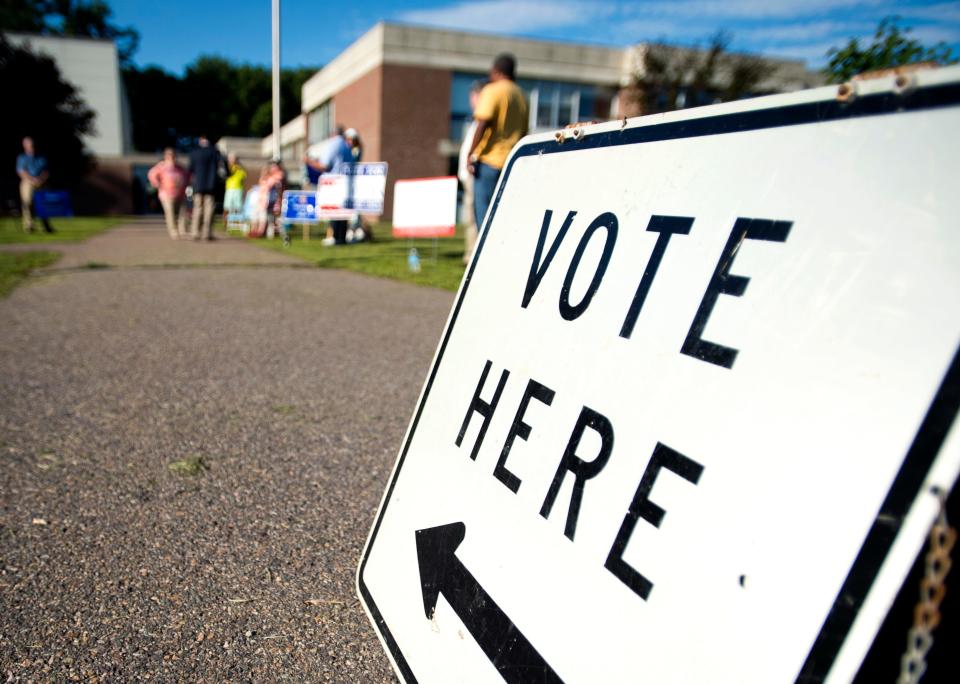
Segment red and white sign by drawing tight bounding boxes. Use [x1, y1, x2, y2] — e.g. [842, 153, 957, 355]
[316, 163, 388, 219]
[392, 176, 458, 238]
[317, 174, 357, 220]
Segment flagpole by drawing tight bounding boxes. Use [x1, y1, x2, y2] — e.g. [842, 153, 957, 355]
[271, 0, 281, 160]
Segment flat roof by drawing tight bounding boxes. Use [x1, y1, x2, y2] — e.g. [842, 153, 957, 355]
[302, 22, 627, 113]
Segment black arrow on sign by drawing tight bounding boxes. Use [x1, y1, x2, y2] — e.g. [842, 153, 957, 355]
[415, 522, 563, 683]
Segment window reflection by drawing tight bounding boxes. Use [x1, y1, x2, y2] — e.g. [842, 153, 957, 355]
[449, 72, 614, 139]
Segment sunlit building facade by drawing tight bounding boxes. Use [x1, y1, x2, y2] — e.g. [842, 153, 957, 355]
[264, 22, 822, 211]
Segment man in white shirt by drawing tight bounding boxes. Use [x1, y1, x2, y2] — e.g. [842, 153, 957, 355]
[457, 80, 486, 264]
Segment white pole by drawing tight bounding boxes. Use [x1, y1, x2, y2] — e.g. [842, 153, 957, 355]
[271, 0, 281, 160]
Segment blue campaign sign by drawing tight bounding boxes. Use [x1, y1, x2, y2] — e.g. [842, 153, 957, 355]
[343, 162, 387, 178]
[34, 190, 73, 218]
[343, 163, 388, 214]
[281, 191, 320, 222]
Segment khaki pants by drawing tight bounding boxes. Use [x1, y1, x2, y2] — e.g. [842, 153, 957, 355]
[20, 179, 36, 231]
[190, 193, 216, 239]
[160, 196, 186, 239]
[461, 177, 478, 264]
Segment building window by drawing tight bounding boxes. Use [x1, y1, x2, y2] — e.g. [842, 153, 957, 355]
[449, 72, 614, 141]
[449, 72, 485, 141]
[523, 80, 581, 131]
[308, 100, 335, 144]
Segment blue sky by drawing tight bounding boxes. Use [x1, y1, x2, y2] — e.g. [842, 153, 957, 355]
[113, 0, 960, 74]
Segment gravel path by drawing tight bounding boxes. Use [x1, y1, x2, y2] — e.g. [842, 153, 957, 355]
[0, 221, 454, 681]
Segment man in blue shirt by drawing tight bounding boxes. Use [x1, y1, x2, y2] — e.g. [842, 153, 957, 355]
[303, 127, 353, 186]
[303, 127, 355, 244]
[16, 137, 53, 233]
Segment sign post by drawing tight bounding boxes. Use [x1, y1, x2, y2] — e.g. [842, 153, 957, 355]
[358, 68, 960, 683]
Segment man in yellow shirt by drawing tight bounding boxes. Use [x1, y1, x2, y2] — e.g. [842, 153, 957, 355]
[467, 53, 528, 232]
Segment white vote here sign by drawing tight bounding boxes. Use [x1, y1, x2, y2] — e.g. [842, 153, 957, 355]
[358, 67, 960, 683]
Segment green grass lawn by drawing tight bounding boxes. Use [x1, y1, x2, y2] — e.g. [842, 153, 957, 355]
[259, 222, 469, 291]
[0, 251, 60, 297]
[0, 216, 125, 244]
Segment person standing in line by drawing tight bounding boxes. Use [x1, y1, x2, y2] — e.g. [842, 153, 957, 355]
[303, 126, 352, 186]
[16, 136, 53, 233]
[222, 153, 246, 225]
[467, 54, 528, 233]
[458, 80, 486, 263]
[303, 127, 353, 245]
[344, 128, 369, 242]
[147, 147, 190, 240]
[249, 159, 285, 238]
[188, 135, 224, 241]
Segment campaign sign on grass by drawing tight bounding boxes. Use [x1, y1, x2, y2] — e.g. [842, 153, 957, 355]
[392, 176, 458, 238]
[281, 190, 319, 222]
[317, 162, 388, 219]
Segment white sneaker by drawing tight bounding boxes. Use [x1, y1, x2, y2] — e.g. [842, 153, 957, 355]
[321, 237, 336, 246]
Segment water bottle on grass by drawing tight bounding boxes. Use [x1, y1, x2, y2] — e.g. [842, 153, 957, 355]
[408, 248, 421, 273]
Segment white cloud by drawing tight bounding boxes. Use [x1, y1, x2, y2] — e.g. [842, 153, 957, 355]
[397, 0, 615, 33]
[909, 22, 960, 44]
[765, 41, 839, 60]
[391, 0, 960, 69]
[605, 18, 720, 44]
[624, 0, 892, 20]
[735, 20, 875, 42]
[897, 2, 960, 24]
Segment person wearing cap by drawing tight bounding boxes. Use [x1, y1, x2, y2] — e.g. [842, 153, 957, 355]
[303, 126, 353, 186]
[344, 128, 370, 242]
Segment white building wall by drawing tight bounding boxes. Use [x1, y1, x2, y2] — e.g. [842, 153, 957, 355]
[7, 33, 130, 157]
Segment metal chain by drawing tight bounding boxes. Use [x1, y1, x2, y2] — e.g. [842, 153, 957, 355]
[897, 487, 956, 684]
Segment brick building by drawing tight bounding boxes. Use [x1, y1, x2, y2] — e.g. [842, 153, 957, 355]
[264, 22, 822, 213]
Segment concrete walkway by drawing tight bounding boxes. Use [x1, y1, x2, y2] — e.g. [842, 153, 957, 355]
[0, 218, 454, 681]
[1, 217, 304, 270]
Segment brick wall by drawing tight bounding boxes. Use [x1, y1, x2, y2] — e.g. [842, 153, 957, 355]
[316, 64, 453, 217]
[333, 66, 384, 164]
[379, 64, 452, 217]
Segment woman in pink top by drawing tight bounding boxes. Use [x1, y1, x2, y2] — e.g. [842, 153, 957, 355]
[250, 159, 285, 238]
[147, 147, 190, 240]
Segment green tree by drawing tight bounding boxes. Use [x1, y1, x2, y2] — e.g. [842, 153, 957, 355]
[633, 31, 774, 115]
[123, 58, 320, 151]
[122, 65, 186, 152]
[0, 0, 139, 66]
[0, 0, 51, 32]
[824, 17, 956, 83]
[0, 35, 94, 203]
